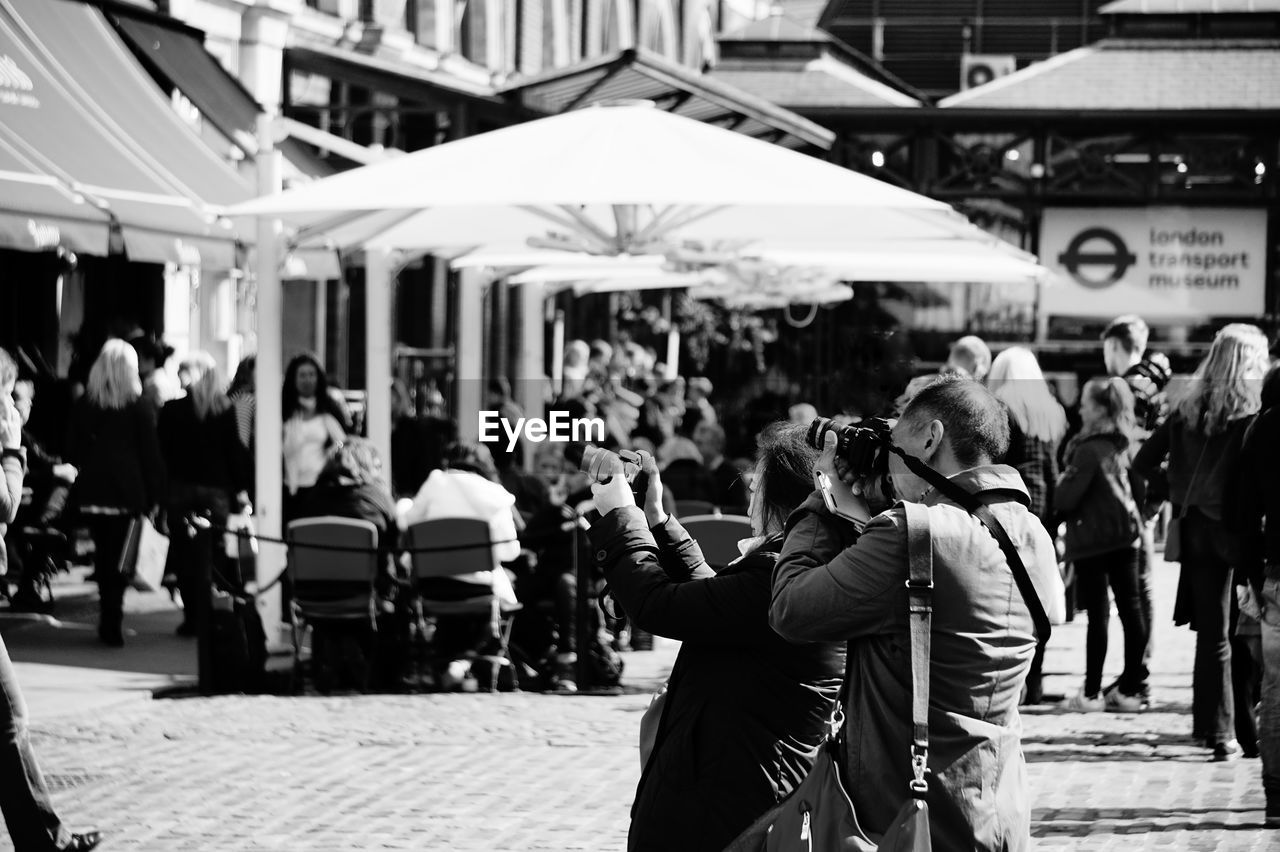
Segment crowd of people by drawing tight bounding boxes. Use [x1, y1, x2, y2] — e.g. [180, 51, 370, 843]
[3, 312, 1280, 850]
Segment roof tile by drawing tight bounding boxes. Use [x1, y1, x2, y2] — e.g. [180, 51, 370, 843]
[939, 41, 1280, 109]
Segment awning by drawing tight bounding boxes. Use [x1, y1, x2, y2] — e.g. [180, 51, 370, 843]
[500, 47, 835, 150]
[0, 0, 245, 266]
[0, 133, 111, 254]
[110, 10, 333, 176]
[287, 42, 502, 105]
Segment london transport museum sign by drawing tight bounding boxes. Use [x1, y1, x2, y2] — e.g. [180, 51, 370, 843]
[1040, 207, 1266, 319]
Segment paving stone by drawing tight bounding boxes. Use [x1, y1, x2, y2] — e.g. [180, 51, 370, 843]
[2, 557, 1275, 850]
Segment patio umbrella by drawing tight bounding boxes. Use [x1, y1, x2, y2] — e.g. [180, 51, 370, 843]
[229, 102, 1019, 256]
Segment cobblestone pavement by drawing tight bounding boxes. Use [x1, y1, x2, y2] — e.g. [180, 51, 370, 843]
[5, 559, 1277, 851]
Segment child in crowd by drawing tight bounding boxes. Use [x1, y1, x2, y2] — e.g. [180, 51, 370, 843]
[1055, 377, 1149, 712]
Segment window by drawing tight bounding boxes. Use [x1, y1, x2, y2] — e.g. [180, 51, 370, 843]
[637, 0, 676, 59]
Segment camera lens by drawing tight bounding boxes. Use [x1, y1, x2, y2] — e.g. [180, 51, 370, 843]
[806, 417, 832, 451]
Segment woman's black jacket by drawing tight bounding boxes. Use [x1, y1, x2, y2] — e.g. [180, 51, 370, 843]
[588, 506, 844, 852]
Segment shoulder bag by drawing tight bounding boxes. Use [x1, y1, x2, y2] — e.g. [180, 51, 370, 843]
[724, 501, 936, 852]
[1163, 440, 1209, 564]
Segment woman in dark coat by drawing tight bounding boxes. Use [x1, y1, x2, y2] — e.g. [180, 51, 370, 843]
[1133, 323, 1270, 760]
[587, 422, 845, 851]
[67, 339, 165, 647]
[159, 351, 251, 635]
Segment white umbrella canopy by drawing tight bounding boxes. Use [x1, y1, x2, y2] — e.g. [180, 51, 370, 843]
[229, 102, 1012, 256]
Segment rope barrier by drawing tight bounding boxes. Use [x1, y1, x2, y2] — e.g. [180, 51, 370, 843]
[187, 516, 520, 554]
[186, 515, 526, 597]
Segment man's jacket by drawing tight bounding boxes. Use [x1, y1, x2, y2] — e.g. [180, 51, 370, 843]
[771, 465, 1058, 852]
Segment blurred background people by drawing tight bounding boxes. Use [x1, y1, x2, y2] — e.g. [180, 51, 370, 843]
[67, 340, 165, 647]
[946, 334, 992, 383]
[987, 346, 1068, 705]
[291, 439, 399, 692]
[282, 353, 349, 523]
[398, 442, 521, 686]
[158, 351, 250, 636]
[1134, 324, 1271, 760]
[1055, 377, 1147, 712]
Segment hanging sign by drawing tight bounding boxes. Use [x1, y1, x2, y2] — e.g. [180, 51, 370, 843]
[1039, 207, 1267, 319]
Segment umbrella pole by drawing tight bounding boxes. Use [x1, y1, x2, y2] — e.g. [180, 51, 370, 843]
[253, 113, 285, 653]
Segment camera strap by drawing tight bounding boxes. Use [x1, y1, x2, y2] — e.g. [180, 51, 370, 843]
[887, 446, 1052, 644]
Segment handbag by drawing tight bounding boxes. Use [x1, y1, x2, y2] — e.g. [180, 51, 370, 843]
[724, 502, 937, 852]
[121, 515, 170, 592]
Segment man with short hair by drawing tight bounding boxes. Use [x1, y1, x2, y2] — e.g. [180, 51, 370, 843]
[692, 421, 748, 513]
[771, 377, 1057, 851]
[1101, 314, 1171, 434]
[945, 335, 992, 383]
[1101, 313, 1172, 708]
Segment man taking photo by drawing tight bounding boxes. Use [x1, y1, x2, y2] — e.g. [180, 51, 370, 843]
[770, 376, 1058, 852]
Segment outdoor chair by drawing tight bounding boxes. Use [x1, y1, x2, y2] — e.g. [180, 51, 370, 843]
[286, 517, 380, 692]
[674, 500, 717, 519]
[405, 518, 523, 691]
[679, 514, 753, 573]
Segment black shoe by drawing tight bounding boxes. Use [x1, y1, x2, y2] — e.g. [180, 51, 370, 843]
[98, 626, 124, 647]
[62, 829, 102, 851]
[175, 621, 197, 637]
[1212, 740, 1242, 762]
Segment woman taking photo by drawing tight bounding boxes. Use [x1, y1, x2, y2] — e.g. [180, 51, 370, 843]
[1134, 323, 1270, 760]
[68, 340, 165, 647]
[158, 351, 251, 635]
[1055, 377, 1147, 712]
[587, 422, 844, 851]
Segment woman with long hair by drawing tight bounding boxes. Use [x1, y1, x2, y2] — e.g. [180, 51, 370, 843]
[158, 352, 251, 635]
[587, 422, 844, 851]
[67, 340, 165, 646]
[987, 346, 1068, 704]
[1135, 323, 1271, 759]
[282, 353, 348, 521]
[1056, 377, 1147, 711]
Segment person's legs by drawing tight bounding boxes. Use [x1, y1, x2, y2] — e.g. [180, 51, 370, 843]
[1230, 597, 1260, 756]
[1183, 515, 1235, 749]
[89, 517, 132, 646]
[1138, 519, 1157, 670]
[1074, 556, 1110, 698]
[1259, 571, 1280, 818]
[0, 634, 70, 851]
[1104, 547, 1149, 696]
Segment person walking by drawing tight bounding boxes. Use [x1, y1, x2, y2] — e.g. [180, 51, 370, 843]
[1, 371, 101, 850]
[158, 351, 251, 636]
[588, 423, 844, 851]
[67, 340, 165, 647]
[1055, 377, 1148, 712]
[1134, 323, 1271, 760]
[987, 347, 1067, 704]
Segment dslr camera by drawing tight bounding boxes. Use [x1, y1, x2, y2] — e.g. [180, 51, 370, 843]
[565, 443, 652, 501]
[806, 416, 893, 480]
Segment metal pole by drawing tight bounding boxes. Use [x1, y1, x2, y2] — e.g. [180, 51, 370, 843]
[365, 247, 394, 467]
[193, 521, 215, 696]
[254, 113, 286, 652]
[573, 520, 589, 689]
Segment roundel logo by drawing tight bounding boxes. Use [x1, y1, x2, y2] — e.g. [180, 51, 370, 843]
[1057, 227, 1137, 289]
